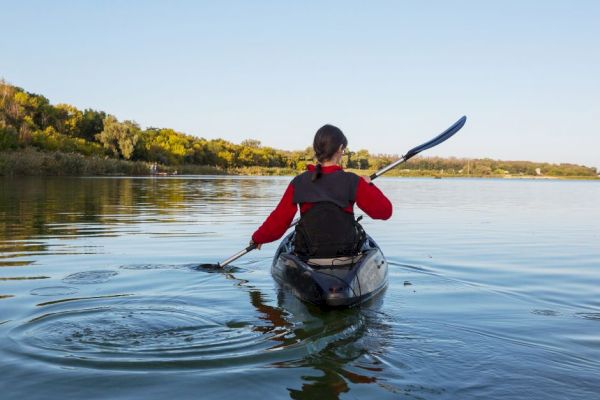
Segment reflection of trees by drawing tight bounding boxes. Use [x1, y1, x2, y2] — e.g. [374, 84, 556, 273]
[0, 178, 195, 252]
[1, 178, 136, 250]
[0, 176, 285, 260]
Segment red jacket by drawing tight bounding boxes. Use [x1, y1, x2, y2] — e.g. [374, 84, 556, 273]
[251, 165, 392, 244]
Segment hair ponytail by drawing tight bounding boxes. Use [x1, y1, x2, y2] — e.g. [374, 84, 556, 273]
[311, 124, 347, 183]
[312, 163, 323, 182]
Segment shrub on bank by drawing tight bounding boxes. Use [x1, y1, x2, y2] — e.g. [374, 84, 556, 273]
[0, 149, 149, 176]
[231, 166, 297, 176]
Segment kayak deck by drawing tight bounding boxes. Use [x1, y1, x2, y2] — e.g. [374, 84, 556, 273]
[271, 233, 388, 307]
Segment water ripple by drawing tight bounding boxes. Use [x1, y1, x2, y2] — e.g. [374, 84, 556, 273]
[30, 287, 79, 296]
[62, 270, 118, 284]
[531, 309, 560, 316]
[7, 294, 368, 372]
[120, 263, 196, 271]
[576, 312, 600, 321]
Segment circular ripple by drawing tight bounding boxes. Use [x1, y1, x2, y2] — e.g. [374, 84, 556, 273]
[30, 286, 79, 296]
[63, 270, 118, 284]
[7, 272, 375, 372]
[7, 295, 341, 371]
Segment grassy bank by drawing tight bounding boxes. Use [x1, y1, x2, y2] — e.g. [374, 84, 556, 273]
[1, 149, 597, 180]
[0, 149, 146, 176]
[344, 168, 599, 180]
[0, 149, 226, 176]
[0, 150, 287, 177]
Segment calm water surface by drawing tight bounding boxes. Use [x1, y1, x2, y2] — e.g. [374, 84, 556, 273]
[1, 176, 599, 399]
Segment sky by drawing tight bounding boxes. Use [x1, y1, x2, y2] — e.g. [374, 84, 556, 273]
[1, 1, 599, 168]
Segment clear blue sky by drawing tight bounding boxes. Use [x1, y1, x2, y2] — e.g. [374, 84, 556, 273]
[1, 1, 599, 168]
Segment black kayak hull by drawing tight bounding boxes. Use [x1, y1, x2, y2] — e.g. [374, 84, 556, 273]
[271, 233, 388, 307]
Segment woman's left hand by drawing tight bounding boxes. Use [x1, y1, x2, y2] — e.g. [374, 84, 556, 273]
[250, 240, 262, 250]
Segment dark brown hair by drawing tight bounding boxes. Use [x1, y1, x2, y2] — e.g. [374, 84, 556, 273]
[312, 124, 348, 181]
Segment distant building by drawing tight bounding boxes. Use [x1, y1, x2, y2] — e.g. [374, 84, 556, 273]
[535, 168, 542, 176]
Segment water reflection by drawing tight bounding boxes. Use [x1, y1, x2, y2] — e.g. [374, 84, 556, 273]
[220, 265, 390, 399]
[0, 276, 49, 281]
[2, 177, 600, 399]
[0, 176, 287, 259]
[281, 302, 386, 400]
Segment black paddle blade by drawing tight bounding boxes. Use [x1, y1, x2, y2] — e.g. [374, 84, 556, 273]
[195, 263, 222, 272]
[404, 116, 467, 161]
[194, 263, 244, 274]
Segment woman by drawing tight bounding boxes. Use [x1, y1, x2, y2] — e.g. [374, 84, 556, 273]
[251, 124, 392, 258]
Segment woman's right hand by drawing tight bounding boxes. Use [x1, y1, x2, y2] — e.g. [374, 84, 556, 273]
[250, 240, 262, 250]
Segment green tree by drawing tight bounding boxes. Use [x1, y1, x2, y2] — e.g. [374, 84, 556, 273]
[241, 139, 261, 148]
[78, 109, 106, 141]
[55, 103, 83, 137]
[355, 149, 370, 169]
[96, 116, 140, 159]
[0, 123, 19, 150]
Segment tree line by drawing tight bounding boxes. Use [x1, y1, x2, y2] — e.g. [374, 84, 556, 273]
[1, 80, 597, 177]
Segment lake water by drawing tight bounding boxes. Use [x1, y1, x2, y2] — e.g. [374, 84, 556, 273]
[1, 176, 599, 399]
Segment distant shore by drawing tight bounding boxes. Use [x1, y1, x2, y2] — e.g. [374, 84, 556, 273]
[1, 149, 598, 180]
[3, 81, 597, 181]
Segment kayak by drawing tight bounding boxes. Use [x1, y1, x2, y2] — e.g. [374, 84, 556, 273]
[271, 232, 388, 307]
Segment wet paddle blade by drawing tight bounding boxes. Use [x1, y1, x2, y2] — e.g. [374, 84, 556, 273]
[197, 263, 221, 268]
[404, 116, 467, 161]
[197, 244, 257, 271]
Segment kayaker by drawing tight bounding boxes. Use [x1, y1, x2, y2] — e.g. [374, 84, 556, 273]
[250, 124, 392, 259]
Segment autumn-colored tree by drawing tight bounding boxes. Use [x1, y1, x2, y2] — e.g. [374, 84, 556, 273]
[240, 139, 261, 148]
[55, 104, 83, 137]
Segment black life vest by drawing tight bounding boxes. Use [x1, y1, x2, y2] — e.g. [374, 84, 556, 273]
[291, 169, 365, 259]
[291, 169, 359, 208]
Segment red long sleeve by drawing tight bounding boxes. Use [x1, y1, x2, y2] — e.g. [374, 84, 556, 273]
[251, 173, 392, 245]
[251, 184, 297, 244]
[355, 178, 393, 220]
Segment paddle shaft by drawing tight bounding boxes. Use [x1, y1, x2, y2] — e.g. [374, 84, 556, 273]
[216, 116, 467, 268]
[218, 244, 257, 267]
[369, 155, 408, 180]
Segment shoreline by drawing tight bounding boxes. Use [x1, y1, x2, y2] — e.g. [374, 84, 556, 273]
[1, 149, 598, 181]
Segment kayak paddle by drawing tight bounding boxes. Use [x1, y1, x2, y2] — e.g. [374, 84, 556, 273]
[369, 115, 466, 180]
